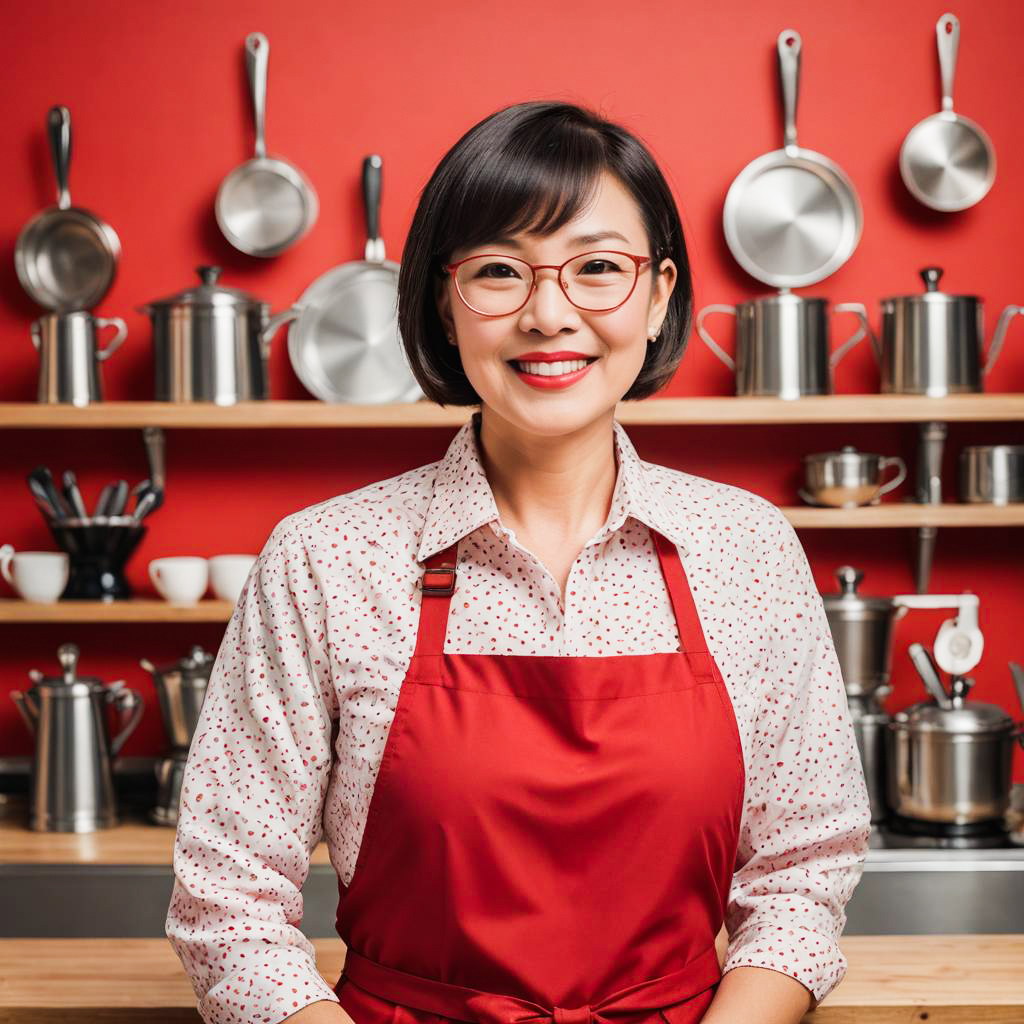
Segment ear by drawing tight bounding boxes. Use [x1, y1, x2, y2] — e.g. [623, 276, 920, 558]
[648, 258, 677, 335]
[435, 274, 456, 339]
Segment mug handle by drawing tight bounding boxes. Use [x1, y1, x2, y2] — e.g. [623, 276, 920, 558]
[983, 305, 1024, 375]
[95, 317, 128, 361]
[695, 304, 737, 371]
[876, 456, 907, 498]
[831, 303, 879, 369]
[0, 545, 15, 587]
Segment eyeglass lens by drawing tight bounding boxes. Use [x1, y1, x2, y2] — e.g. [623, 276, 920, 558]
[453, 252, 639, 315]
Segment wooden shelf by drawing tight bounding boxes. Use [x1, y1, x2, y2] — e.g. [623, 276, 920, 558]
[0, 393, 1022, 428]
[0, 599, 234, 623]
[782, 503, 1024, 528]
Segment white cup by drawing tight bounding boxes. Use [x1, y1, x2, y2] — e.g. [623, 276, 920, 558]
[148, 556, 209, 605]
[0, 545, 69, 603]
[208, 554, 257, 603]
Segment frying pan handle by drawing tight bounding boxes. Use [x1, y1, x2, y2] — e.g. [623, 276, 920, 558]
[261, 307, 301, 360]
[245, 32, 269, 159]
[47, 106, 71, 210]
[776, 30, 801, 152]
[983, 305, 1024, 375]
[94, 317, 128, 361]
[363, 155, 382, 243]
[936, 14, 959, 114]
[695, 304, 736, 371]
[831, 303, 879, 369]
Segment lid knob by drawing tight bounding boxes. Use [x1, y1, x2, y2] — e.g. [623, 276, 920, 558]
[919, 266, 944, 292]
[197, 266, 222, 287]
[56, 642, 80, 683]
[835, 565, 864, 596]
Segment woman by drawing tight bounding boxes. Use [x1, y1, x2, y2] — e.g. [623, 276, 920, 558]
[167, 101, 871, 1024]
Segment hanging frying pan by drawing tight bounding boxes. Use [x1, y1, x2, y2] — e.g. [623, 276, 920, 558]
[899, 13, 995, 212]
[15, 106, 121, 310]
[215, 32, 319, 257]
[262, 155, 422, 403]
[723, 30, 862, 289]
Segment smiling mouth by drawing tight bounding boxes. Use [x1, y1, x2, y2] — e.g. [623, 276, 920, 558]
[506, 356, 599, 376]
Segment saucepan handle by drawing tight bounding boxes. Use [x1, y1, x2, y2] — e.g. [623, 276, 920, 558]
[876, 456, 907, 498]
[260, 307, 301, 361]
[983, 305, 1024, 375]
[695, 304, 737, 372]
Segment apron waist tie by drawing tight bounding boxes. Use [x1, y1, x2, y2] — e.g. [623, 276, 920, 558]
[340, 944, 722, 1024]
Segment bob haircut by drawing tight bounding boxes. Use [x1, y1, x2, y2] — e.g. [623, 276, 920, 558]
[398, 100, 693, 407]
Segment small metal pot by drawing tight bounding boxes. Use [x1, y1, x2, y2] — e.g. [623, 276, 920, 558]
[959, 445, 1024, 505]
[876, 267, 1023, 396]
[801, 445, 907, 507]
[696, 291, 871, 399]
[138, 266, 272, 404]
[30, 310, 127, 406]
[887, 669, 1024, 825]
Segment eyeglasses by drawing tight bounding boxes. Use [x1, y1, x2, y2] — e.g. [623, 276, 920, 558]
[444, 250, 652, 317]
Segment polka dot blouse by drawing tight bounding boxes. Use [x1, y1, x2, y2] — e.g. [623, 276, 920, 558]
[166, 409, 872, 1023]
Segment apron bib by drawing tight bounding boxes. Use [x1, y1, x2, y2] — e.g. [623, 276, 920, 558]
[334, 528, 745, 1024]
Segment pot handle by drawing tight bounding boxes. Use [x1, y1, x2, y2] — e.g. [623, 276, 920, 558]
[261, 307, 301, 362]
[983, 305, 1024, 375]
[29, 320, 41, 352]
[876, 456, 907, 498]
[94, 317, 128, 361]
[832, 302, 880, 368]
[695, 304, 737, 371]
[108, 686, 144, 758]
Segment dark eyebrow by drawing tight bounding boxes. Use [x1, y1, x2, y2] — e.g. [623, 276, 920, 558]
[483, 230, 632, 249]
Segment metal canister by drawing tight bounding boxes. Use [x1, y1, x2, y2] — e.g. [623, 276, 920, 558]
[138, 266, 271, 404]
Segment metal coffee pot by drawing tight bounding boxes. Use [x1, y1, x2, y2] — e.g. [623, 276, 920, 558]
[30, 309, 127, 405]
[873, 267, 1023, 395]
[696, 290, 872, 399]
[10, 643, 143, 832]
[138, 266, 273, 404]
[140, 645, 214, 750]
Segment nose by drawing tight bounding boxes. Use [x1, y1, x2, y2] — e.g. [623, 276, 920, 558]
[517, 268, 582, 336]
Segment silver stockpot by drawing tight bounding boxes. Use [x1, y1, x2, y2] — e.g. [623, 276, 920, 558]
[140, 645, 214, 750]
[887, 666, 1024, 826]
[138, 266, 273, 403]
[696, 291, 871, 399]
[959, 445, 1024, 505]
[876, 267, 1023, 395]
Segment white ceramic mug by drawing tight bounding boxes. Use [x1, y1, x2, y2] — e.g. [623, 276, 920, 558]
[208, 554, 257, 603]
[0, 545, 69, 603]
[148, 556, 209, 605]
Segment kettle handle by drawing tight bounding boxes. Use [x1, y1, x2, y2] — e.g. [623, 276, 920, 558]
[983, 305, 1024, 375]
[695, 304, 737, 371]
[108, 687, 144, 758]
[260, 307, 301, 362]
[10, 689, 39, 736]
[832, 303, 881, 368]
[94, 317, 128, 362]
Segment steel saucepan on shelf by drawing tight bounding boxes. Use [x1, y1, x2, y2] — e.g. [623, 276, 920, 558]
[958, 445, 1024, 505]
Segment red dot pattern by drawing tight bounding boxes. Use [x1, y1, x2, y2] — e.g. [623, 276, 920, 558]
[166, 410, 872, 1021]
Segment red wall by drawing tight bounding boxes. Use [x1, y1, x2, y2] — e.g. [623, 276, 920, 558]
[1, 0, 1022, 781]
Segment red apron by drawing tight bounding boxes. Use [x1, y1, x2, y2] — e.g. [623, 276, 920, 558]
[334, 528, 745, 1024]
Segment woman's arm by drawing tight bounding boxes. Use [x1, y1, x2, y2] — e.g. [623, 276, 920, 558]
[701, 966, 811, 1023]
[166, 521, 344, 1024]
[284, 1001, 357, 1023]
[713, 507, 872, 1014]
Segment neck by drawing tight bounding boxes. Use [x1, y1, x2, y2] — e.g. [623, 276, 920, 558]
[474, 407, 618, 543]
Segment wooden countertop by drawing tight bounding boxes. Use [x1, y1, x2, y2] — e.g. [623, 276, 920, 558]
[1, 935, 1022, 1022]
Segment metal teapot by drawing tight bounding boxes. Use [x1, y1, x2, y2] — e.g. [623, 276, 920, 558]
[11, 643, 144, 832]
[140, 645, 214, 750]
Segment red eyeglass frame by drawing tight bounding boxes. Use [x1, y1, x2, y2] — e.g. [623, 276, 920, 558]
[443, 250, 652, 317]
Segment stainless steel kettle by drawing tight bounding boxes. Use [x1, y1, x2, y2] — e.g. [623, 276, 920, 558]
[10, 643, 144, 832]
[140, 645, 214, 750]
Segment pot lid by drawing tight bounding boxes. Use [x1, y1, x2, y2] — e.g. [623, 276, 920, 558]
[142, 645, 215, 677]
[30, 642, 104, 687]
[821, 566, 895, 614]
[139, 266, 267, 311]
[881, 266, 978, 304]
[894, 691, 1016, 734]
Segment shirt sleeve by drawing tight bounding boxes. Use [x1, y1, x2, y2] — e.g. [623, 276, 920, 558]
[721, 509, 872, 1010]
[165, 521, 342, 1024]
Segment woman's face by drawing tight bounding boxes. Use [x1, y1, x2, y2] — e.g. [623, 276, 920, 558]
[435, 170, 677, 438]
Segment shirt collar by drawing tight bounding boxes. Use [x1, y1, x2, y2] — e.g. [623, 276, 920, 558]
[416, 410, 690, 563]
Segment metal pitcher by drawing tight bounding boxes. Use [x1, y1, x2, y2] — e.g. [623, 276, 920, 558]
[30, 310, 127, 405]
[10, 642, 143, 832]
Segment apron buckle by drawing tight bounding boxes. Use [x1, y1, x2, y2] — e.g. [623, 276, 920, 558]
[422, 564, 457, 596]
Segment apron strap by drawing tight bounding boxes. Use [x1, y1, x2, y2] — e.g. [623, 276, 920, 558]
[650, 529, 712, 657]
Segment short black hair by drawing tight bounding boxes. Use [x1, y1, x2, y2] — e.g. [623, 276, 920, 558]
[398, 100, 693, 407]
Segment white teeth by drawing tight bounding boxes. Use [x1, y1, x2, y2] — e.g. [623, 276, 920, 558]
[512, 359, 591, 376]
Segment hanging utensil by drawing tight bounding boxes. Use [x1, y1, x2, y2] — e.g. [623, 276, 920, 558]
[61, 470, 88, 519]
[262, 154, 423, 403]
[14, 106, 121, 310]
[28, 466, 72, 521]
[722, 29, 862, 288]
[899, 13, 995, 212]
[908, 642, 955, 710]
[215, 32, 318, 257]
